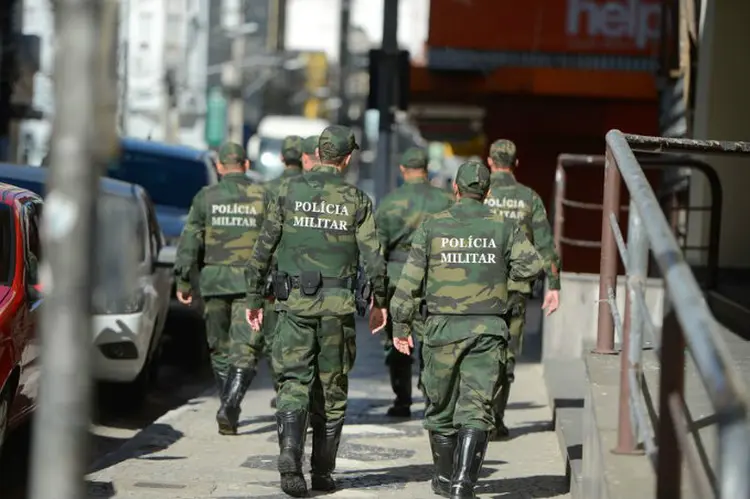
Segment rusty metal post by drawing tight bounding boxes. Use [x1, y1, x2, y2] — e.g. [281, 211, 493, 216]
[595, 149, 621, 354]
[553, 161, 566, 260]
[613, 199, 648, 455]
[656, 311, 685, 499]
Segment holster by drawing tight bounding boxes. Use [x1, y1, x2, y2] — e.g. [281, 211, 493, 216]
[299, 270, 322, 297]
[263, 271, 275, 298]
[355, 274, 372, 317]
[273, 271, 291, 301]
[419, 299, 428, 320]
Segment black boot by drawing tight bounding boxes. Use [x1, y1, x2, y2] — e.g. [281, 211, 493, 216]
[449, 428, 489, 499]
[429, 432, 456, 497]
[277, 410, 309, 497]
[490, 382, 511, 440]
[310, 417, 345, 491]
[216, 366, 255, 435]
[214, 369, 228, 394]
[387, 361, 412, 418]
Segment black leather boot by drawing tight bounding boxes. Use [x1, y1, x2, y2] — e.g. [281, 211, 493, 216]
[387, 360, 412, 417]
[429, 432, 456, 497]
[491, 358, 515, 440]
[214, 368, 228, 394]
[277, 410, 309, 497]
[449, 428, 489, 499]
[216, 366, 255, 435]
[310, 417, 345, 492]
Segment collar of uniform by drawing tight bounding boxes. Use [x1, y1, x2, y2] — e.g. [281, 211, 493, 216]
[404, 176, 429, 184]
[282, 166, 302, 177]
[309, 164, 341, 175]
[221, 171, 246, 181]
[490, 170, 516, 185]
[454, 197, 486, 211]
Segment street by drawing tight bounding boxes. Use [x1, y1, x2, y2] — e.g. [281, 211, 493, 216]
[0, 305, 213, 499]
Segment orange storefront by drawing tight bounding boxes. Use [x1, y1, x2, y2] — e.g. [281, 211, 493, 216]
[411, 0, 664, 273]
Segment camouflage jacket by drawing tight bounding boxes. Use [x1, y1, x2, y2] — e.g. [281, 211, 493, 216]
[174, 172, 266, 297]
[390, 198, 544, 344]
[246, 164, 387, 316]
[374, 177, 453, 290]
[264, 166, 302, 205]
[484, 171, 561, 290]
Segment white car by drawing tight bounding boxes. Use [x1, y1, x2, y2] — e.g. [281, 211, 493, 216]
[91, 179, 173, 404]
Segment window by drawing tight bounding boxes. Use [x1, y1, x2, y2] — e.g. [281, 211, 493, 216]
[0, 205, 15, 286]
[106, 151, 209, 210]
[23, 201, 42, 286]
[142, 192, 163, 258]
[98, 194, 146, 263]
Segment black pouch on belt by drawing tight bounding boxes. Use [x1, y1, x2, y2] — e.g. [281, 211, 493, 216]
[299, 270, 322, 296]
[273, 271, 291, 301]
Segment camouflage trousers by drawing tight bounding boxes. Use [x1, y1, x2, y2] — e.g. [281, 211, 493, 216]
[204, 295, 264, 373]
[272, 311, 357, 421]
[421, 317, 507, 436]
[505, 297, 527, 367]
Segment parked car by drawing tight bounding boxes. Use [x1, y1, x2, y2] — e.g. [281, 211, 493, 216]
[0, 164, 173, 404]
[0, 182, 43, 452]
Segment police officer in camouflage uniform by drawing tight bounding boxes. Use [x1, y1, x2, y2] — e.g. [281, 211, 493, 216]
[175, 142, 267, 436]
[246, 125, 388, 497]
[301, 135, 319, 168]
[374, 147, 454, 418]
[484, 139, 561, 439]
[390, 161, 544, 499]
[263, 135, 306, 409]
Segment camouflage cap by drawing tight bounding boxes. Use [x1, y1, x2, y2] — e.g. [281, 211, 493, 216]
[489, 139, 517, 166]
[455, 160, 490, 196]
[218, 142, 246, 164]
[281, 135, 303, 162]
[400, 147, 428, 169]
[302, 135, 319, 155]
[318, 125, 360, 161]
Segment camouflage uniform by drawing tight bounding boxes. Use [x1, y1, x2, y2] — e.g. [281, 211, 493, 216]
[246, 126, 387, 496]
[174, 142, 266, 435]
[374, 147, 454, 417]
[484, 139, 562, 437]
[263, 135, 305, 406]
[390, 161, 544, 498]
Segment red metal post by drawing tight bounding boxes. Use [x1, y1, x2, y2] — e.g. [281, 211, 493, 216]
[657, 311, 685, 498]
[595, 149, 621, 354]
[612, 292, 644, 455]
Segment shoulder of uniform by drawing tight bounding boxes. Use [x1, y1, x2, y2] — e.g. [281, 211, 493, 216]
[431, 208, 452, 220]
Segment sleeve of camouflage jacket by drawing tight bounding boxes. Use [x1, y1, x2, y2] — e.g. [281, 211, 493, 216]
[356, 193, 388, 308]
[531, 193, 562, 290]
[505, 224, 545, 293]
[373, 201, 390, 256]
[245, 183, 285, 309]
[389, 221, 428, 339]
[173, 189, 206, 294]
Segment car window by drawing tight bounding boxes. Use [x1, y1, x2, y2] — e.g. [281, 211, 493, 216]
[98, 194, 146, 263]
[142, 192, 162, 257]
[23, 201, 42, 286]
[106, 150, 209, 209]
[0, 204, 14, 286]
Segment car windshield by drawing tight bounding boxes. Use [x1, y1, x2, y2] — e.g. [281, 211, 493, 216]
[106, 150, 208, 209]
[97, 193, 146, 263]
[0, 204, 13, 285]
[256, 137, 284, 180]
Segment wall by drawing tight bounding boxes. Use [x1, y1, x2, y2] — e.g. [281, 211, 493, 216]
[689, 0, 750, 269]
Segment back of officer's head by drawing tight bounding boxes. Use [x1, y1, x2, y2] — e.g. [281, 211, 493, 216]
[399, 147, 428, 177]
[487, 139, 518, 171]
[217, 142, 249, 175]
[317, 126, 360, 168]
[453, 160, 491, 201]
[301, 135, 319, 171]
[280, 135, 303, 167]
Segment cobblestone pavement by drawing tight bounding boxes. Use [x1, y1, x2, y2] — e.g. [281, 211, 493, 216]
[86, 312, 570, 499]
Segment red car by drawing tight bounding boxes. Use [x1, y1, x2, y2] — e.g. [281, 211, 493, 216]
[0, 183, 42, 452]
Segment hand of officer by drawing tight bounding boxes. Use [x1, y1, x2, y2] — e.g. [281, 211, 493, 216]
[246, 308, 264, 331]
[393, 335, 413, 355]
[542, 290, 560, 316]
[176, 290, 192, 305]
[369, 299, 388, 334]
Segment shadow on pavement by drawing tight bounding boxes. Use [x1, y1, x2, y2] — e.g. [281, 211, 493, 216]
[87, 423, 185, 474]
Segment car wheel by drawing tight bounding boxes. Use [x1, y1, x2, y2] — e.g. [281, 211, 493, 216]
[0, 387, 11, 456]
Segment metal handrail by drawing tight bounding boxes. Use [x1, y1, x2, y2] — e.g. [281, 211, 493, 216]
[552, 153, 723, 290]
[596, 130, 750, 498]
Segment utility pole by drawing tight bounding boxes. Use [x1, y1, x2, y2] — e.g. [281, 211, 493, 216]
[223, 0, 246, 145]
[374, 0, 398, 205]
[337, 0, 351, 125]
[29, 0, 118, 498]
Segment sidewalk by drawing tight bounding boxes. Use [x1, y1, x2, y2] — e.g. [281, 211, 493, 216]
[87, 316, 570, 499]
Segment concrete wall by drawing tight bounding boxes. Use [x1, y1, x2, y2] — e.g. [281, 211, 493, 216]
[542, 272, 664, 361]
[687, 0, 750, 269]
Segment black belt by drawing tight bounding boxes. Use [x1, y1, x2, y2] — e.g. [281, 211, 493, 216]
[387, 250, 409, 263]
[290, 275, 355, 290]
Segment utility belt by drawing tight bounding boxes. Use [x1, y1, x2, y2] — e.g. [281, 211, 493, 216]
[387, 250, 410, 263]
[419, 300, 503, 320]
[272, 270, 355, 301]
